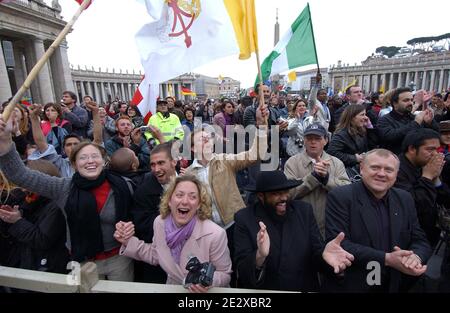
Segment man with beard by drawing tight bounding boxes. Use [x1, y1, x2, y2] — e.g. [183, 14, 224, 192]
[234, 170, 355, 291]
[105, 116, 150, 169]
[60, 91, 89, 138]
[377, 88, 439, 155]
[395, 129, 446, 247]
[131, 142, 178, 283]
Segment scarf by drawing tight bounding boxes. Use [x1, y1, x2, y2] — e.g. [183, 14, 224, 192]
[65, 170, 132, 262]
[224, 112, 233, 125]
[164, 214, 197, 264]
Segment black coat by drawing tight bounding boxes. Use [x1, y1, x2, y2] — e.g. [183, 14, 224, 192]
[377, 110, 439, 155]
[0, 197, 69, 274]
[234, 200, 330, 292]
[395, 154, 442, 246]
[325, 182, 432, 292]
[131, 172, 163, 243]
[130, 172, 167, 283]
[327, 129, 373, 168]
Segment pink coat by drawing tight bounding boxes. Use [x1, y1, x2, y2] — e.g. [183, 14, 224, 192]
[120, 215, 232, 287]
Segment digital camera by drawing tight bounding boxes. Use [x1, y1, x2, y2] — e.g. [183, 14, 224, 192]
[139, 126, 151, 133]
[183, 257, 215, 288]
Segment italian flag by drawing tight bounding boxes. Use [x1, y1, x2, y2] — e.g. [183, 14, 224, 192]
[256, 3, 318, 86]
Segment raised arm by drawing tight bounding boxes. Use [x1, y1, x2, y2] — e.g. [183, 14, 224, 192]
[86, 102, 103, 145]
[0, 114, 70, 204]
[28, 104, 48, 153]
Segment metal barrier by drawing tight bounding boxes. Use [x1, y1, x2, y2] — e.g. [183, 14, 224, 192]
[0, 264, 287, 293]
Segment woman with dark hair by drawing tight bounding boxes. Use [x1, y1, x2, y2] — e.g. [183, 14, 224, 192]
[41, 102, 72, 155]
[286, 99, 309, 157]
[0, 117, 136, 281]
[181, 107, 195, 132]
[127, 106, 144, 128]
[327, 104, 377, 179]
[213, 99, 236, 136]
[0, 160, 69, 276]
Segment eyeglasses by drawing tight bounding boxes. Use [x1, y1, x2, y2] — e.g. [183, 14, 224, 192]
[77, 154, 102, 162]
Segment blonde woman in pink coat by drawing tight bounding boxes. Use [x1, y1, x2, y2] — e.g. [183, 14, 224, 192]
[114, 175, 232, 292]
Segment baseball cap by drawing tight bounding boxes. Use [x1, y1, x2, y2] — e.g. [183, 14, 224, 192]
[304, 123, 327, 138]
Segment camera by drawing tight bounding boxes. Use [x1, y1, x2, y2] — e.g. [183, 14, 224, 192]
[139, 126, 151, 133]
[183, 256, 215, 288]
[295, 137, 304, 148]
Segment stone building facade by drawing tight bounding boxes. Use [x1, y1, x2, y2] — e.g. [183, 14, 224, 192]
[328, 52, 450, 94]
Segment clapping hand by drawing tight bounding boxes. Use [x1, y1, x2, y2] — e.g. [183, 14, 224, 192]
[0, 205, 22, 224]
[386, 246, 427, 276]
[322, 232, 354, 274]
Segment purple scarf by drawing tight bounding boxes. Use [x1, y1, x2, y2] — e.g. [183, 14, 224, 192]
[165, 214, 197, 264]
[223, 112, 233, 137]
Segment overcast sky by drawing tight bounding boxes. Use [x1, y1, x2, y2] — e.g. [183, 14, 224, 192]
[45, 0, 449, 87]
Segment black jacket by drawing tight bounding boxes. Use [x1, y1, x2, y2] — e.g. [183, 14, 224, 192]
[395, 154, 442, 246]
[131, 172, 164, 243]
[234, 200, 331, 292]
[377, 110, 439, 155]
[0, 196, 69, 274]
[325, 182, 432, 292]
[327, 128, 376, 168]
[130, 172, 167, 283]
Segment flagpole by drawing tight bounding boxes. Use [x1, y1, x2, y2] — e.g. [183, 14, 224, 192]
[307, 3, 320, 74]
[255, 49, 266, 106]
[2, 0, 91, 122]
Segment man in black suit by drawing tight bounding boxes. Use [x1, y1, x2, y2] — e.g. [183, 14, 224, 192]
[131, 142, 178, 283]
[234, 171, 354, 292]
[325, 149, 432, 292]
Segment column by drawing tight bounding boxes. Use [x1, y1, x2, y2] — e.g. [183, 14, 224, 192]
[331, 75, 335, 92]
[382, 74, 387, 91]
[12, 44, 26, 96]
[33, 38, 54, 103]
[49, 43, 70, 99]
[396, 73, 402, 88]
[405, 72, 411, 88]
[388, 73, 395, 90]
[430, 70, 436, 92]
[414, 71, 420, 89]
[0, 41, 13, 101]
[421, 71, 427, 90]
[80, 81, 86, 98]
[127, 83, 132, 101]
[93, 81, 100, 103]
[438, 69, 445, 93]
[120, 83, 125, 100]
[87, 81, 93, 97]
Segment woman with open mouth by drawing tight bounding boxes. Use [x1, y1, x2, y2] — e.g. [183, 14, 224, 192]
[0, 113, 135, 282]
[114, 175, 232, 293]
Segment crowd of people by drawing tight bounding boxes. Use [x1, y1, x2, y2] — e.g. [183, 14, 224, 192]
[1, 74, 450, 293]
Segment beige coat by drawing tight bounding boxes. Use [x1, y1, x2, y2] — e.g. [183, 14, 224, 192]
[284, 151, 350, 237]
[187, 131, 268, 225]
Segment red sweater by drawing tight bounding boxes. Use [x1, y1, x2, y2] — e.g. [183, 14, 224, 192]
[90, 180, 120, 260]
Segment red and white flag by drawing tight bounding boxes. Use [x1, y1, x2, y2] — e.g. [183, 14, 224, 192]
[75, 0, 92, 8]
[130, 77, 159, 124]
